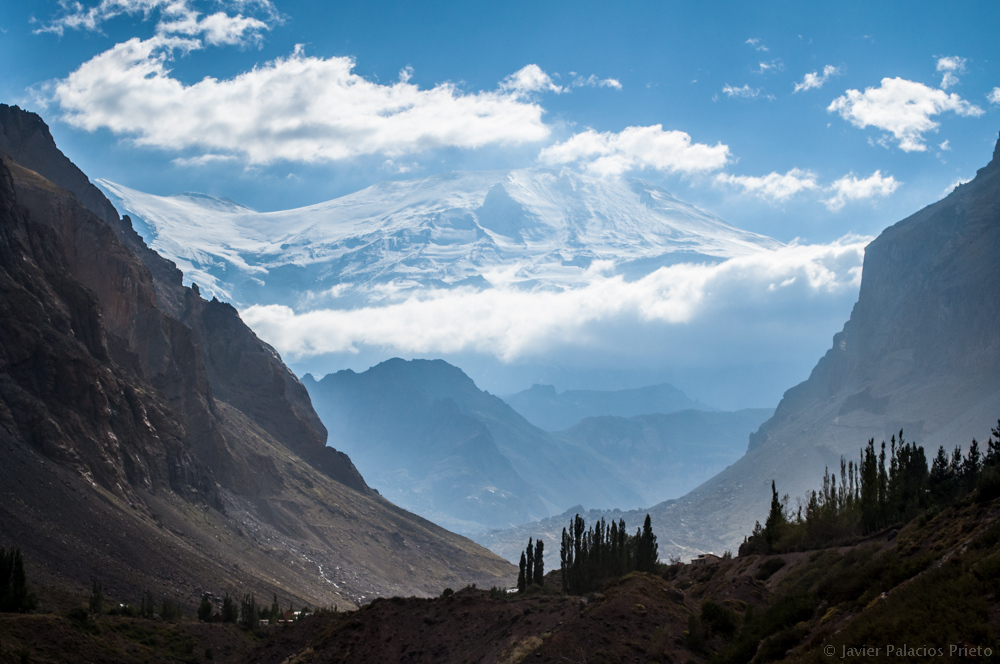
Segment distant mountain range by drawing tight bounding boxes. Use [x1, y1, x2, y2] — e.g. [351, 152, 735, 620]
[303, 359, 771, 538]
[0, 104, 513, 607]
[504, 382, 712, 431]
[95, 168, 782, 308]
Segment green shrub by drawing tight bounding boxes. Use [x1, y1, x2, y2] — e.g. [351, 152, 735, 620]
[755, 558, 786, 581]
[701, 601, 739, 639]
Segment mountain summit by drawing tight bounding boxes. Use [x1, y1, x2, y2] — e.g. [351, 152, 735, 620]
[96, 169, 781, 307]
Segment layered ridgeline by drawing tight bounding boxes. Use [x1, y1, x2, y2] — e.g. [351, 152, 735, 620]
[487, 133, 1000, 562]
[94, 167, 781, 307]
[303, 359, 770, 540]
[504, 382, 711, 431]
[0, 104, 513, 608]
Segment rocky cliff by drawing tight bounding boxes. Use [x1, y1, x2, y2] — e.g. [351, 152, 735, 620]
[659, 132, 1000, 556]
[0, 104, 514, 606]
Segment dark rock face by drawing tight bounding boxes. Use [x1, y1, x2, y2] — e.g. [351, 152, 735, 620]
[750, 132, 1000, 456]
[0, 157, 208, 501]
[0, 103, 365, 494]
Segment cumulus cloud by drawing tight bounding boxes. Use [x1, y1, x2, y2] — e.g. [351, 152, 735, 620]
[793, 65, 840, 93]
[936, 55, 966, 89]
[721, 84, 773, 101]
[828, 77, 984, 151]
[988, 88, 1000, 105]
[715, 169, 819, 202]
[822, 171, 899, 210]
[45, 37, 552, 163]
[500, 64, 564, 95]
[240, 237, 869, 362]
[537, 125, 730, 177]
[745, 38, 768, 52]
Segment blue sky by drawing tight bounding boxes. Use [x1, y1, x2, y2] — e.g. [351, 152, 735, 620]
[3, 1, 998, 242]
[2, 1, 999, 407]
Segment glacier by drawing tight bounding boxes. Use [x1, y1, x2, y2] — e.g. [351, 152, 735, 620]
[95, 168, 784, 310]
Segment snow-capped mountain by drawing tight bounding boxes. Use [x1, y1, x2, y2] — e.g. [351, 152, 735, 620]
[95, 168, 782, 308]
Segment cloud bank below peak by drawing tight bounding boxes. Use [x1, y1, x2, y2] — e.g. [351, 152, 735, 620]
[240, 235, 869, 363]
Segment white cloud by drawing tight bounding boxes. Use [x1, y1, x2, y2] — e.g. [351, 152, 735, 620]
[715, 168, 819, 202]
[755, 60, 784, 75]
[570, 74, 622, 90]
[38, 0, 276, 45]
[171, 153, 239, 167]
[828, 77, 984, 151]
[500, 64, 564, 95]
[988, 88, 1000, 105]
[793, 65, 840, 93]
[936, 55, 967, 89]
[822, 171, 900, 210]
[537, 125, 730, 177]
[745, 38, 769, 52]
[240, 237, 869, 362]
[722, 84, 772, 101]
[46, 37, 552, 164]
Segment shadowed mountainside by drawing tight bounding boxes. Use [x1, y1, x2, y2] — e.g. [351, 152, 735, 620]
[0, 104, 514, 609]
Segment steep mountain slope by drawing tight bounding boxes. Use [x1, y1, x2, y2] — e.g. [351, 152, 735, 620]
[0, 104, 514, 606]
[95, 168, 782, 307]
[303, 359, 644, 535]
[503, 382, 709, 431]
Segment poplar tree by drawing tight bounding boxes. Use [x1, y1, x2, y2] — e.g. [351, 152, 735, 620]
[198, 594, 213, 622]
[533, 539, 544, 585]
[526, 538, 534, 586]
[517, 552, 527, 592]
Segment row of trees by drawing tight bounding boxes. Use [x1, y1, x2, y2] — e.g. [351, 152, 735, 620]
[516, 538, 545, 592]
[197, 591, 310, 628]
[742, 422, 1000, 554]
[559, 514, 658, 595]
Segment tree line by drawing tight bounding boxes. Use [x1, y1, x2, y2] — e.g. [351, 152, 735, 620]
[516, 537, 545, 592]
[741, 421, 1000, 555]
[558, 513, 658, 595]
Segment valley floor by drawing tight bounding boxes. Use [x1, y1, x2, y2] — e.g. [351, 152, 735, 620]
[5, 493, 997, 663]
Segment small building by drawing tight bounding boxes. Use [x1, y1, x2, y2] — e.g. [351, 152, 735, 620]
[691, 553, 721, 565]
